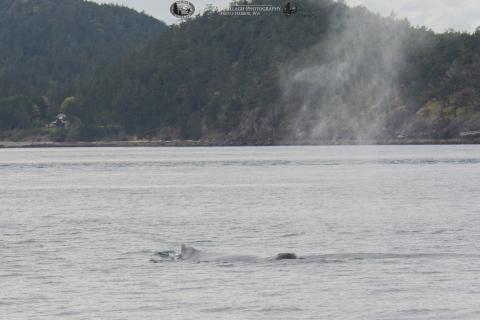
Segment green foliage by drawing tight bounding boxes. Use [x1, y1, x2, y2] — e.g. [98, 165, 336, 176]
[77, 0, 480, 141]
[78, 0, 334, 141]
[0, 95, 45, 131]
[1, 0, 479, 142]
[59, 96, 77, 115]
[0, 0, 166, 103]
[49, 128, 69, 142]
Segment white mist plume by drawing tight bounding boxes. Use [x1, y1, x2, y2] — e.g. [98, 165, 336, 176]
[281, 3, 411, 142]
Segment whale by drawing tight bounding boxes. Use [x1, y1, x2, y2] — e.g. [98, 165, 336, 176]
[150, 244, 298, 263]
[149, 249, 480, 264]
[274, 252, 297, 260]
[179, 244, 261, 262]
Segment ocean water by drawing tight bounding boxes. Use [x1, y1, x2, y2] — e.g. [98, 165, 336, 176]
[1, 145, 480, 320]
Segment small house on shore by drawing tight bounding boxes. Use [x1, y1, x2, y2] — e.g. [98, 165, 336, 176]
[47, 113, 69, 128]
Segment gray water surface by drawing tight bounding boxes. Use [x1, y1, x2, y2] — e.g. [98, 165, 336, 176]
[1, 146, 480, 319]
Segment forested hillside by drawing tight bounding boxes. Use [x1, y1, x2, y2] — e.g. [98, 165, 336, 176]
[0, 0, 165, 138]
[1, 0, 479, 143]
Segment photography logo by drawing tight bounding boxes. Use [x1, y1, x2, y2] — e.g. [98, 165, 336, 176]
[283, 2, 297, 16]
[218, 2, 301, 17]
[170, 0, 195, 18]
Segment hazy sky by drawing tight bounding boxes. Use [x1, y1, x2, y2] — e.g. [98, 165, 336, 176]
[93, 0, 480, 32]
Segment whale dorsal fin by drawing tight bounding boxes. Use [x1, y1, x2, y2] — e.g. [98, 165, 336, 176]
[180, 244, 198, 259]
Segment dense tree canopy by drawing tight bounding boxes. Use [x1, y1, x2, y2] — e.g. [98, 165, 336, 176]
[1, 0, 479, 142]
[0, 0, 165, 140]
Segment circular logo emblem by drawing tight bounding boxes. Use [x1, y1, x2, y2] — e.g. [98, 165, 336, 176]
[283, 2, 297, 16]
[170, 1, 195, 18]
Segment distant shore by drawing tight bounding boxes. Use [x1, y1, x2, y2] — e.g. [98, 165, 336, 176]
[1, 138, 480, 148]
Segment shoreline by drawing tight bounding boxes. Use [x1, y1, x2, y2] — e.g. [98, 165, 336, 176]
[1, 138, 480, 148]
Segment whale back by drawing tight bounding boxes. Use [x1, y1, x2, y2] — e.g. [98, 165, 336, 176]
[275, 253, 297, 260]
[177, 245, 297, 262]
